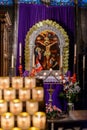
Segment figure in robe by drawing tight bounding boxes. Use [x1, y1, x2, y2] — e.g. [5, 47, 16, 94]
[35, 30, 60, 70]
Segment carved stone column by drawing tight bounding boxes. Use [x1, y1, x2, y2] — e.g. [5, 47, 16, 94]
[0, 11, 11, 76]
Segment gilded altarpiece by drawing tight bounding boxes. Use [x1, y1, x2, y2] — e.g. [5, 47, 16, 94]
[25, 20, 69, 74]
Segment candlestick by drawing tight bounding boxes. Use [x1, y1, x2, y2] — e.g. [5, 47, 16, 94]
[74, 44, 76, 57]
[83, 55, 85, 69]
[11, 54, 14, 68]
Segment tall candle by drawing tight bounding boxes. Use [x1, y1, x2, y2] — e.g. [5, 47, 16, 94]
[74, 44, 76, 57]
[33, 54, 35, 67]
[83, 55, 85, 69]
[19, 43, 22, 57]
[60, 55, 63, 68]
[11, 54, 14, 68]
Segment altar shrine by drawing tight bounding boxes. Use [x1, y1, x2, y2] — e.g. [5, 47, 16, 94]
[16, 18, 76, 113]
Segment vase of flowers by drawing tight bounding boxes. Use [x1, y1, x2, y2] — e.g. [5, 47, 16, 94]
[64, 81, 80, 103]
[45, 103, 62, 119]
[59, 73, 81, 112]
[67, 102, 74, 112]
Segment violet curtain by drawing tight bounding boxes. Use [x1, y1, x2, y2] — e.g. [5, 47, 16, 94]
[17, 4, 75, 111]
[16, 3, 75, 75]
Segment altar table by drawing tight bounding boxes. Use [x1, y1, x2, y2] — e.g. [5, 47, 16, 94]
[47, 110, 87, 130]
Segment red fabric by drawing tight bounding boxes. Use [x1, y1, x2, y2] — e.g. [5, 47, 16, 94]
[71, 73, 76, 83]
[30, 67, 36, 76]
[35, 59, 43, 72]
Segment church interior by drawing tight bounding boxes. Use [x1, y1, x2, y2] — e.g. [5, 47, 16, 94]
[0, 0, 87, 130]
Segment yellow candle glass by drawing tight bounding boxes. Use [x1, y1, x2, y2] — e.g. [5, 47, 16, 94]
[25, 77, 36, 89]
[12, 77, 23, 89]
[0, 77, 9, 89]
[32, 112, 46, 130]
[0, 89, 2, 99]
[10, 99, 22, 115]
[19, 88, 30, 101]
[32, 87, 44, 101]
[1, 112, 14, 130]
[28, 127, 40, 130]
[11, 128, 21, 130]
[17, 112, 31, 129]
[4, 88, 16, 101]
[0, 99, 7, 115]
[26, 99, 38, 115]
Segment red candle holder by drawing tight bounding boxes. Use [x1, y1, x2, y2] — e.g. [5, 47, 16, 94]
[18, 65, 23, 77]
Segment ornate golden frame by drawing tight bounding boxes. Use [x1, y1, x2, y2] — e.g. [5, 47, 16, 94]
[25, 20, 69, 73]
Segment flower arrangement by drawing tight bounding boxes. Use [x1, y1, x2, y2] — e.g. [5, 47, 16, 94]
[60, 73, 81, 103]
[46, 103, 62, 119]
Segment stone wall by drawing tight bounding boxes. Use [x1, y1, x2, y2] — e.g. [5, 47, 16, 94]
[77, 7, 87, 109]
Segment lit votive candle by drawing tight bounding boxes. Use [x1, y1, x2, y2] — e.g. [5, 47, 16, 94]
[19, 88, 30, 101]
[0, 89, 2, 99]
[1, 112, 14, 129]
[12, 77, 23, 89]
[32, 112, 46, 130]
[28, 127, 40, 130]
[0, 77, 9, 89]
[32, 87, 44, 101]
[25, 77, 36, 89]
[0, 99, 7, 115]
[10, 99, 22, 115]
[26, 99, 38, 115]
[4, 88, 16, 101]
[17, 112, 31, 129]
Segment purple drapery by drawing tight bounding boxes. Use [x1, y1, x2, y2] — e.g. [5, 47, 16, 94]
[16, 3, 75, 75]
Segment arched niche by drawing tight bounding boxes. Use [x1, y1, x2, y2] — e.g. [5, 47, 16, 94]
[25, 20, 69, 73]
